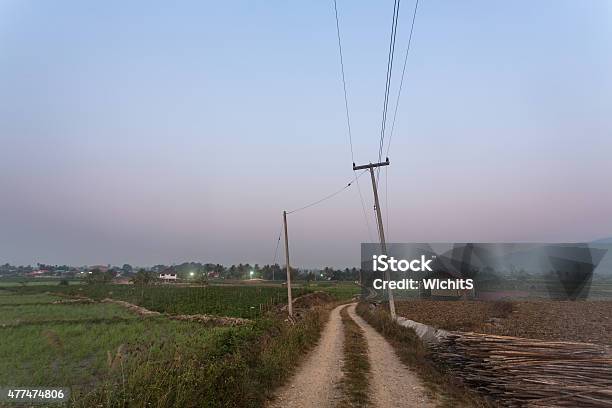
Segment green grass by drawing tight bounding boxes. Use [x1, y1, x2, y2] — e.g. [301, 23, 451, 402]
[0, 286, 335, 407]
[0, 303, 138, 326]
[0, 318, 233, 391]
[0, 279, 83, 287]
[0, 293, 63, 305]
[75, 308, 330, 408]
[11, 284, 311, 318]
[308, 282, 361, 301]
[338, 305, 372, 407]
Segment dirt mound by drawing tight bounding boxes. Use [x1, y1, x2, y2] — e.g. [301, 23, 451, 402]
[101, 298, 161, 317]
[169, 314, 251, 326]
[292, 291, 334, 309]
[101, 298, 250, 326]
[52, 298, 95, 304]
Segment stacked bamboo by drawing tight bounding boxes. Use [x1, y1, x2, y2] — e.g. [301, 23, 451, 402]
[430, 332, 612, 407]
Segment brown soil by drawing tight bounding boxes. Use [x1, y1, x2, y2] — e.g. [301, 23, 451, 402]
[347, 304, 435, 408]
[101, 298, 161, 316]
[396, 300, 612, 345]
[292, 291, 335, 309]
[169, 314, 251, 326]
[102, 298, 252, 326]
[269, 304, 345, 408]
[52, 298, 95, 304]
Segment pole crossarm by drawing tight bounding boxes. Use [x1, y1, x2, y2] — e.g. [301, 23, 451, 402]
[353, 158, 390, 171]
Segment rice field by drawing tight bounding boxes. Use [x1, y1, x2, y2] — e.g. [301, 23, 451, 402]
[10, 284, 312, 318]
[0, 303, 137, 326]
[0, 293, 63, 304]
[0, 282, 344, 406]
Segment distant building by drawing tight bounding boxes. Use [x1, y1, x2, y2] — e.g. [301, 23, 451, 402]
[159, 268, 177, 282]
[26, 270, 48, 277]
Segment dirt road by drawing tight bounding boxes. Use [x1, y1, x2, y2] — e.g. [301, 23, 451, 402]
[269, 304, 345, 408]
[269, 303, 435, 408]
[347, 303, 435, 407]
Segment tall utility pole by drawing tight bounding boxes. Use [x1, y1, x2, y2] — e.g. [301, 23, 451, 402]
[353, 158, 396, 319]
[282, 211, 293, 318]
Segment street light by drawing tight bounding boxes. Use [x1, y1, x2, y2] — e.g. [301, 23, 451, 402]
[249, 271, 254, 279]
[190, 272, 194, 277]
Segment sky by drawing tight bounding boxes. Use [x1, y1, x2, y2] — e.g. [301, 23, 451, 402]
[1, 0, 611, 268]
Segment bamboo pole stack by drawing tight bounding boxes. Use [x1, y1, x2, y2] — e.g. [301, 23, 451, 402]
[429, 332, 612, 407]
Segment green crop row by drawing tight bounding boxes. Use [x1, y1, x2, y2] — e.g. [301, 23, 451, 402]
[9, 285, 311, 318]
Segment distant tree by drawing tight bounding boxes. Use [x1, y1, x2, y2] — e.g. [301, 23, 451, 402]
[86, 268, 115, 284]
[196, 273, 209, 286]
[59, 279, 69, 286]
[130, 269, 157, 285]
[122, 264, 133, 274]
[305, 271, 314, 285]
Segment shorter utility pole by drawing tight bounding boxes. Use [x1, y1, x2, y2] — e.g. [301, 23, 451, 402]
[353, 158, 396, 319]
[283, 211, 293, 318]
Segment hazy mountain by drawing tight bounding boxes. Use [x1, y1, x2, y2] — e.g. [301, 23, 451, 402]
[592, 237, 612, 244]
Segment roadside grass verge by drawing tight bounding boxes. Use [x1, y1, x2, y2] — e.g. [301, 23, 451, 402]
[356, 302, 495, 408]
[75, 305, 332, 407]
[338, 305, 372, 407]
[0, 305, 331, 407]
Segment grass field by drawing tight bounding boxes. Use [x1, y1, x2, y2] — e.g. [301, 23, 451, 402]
[7, 281, 360, 318]
[7, 285, 305, 318]
[0, 282, 341, 406]
[0, 318, 232, 388]
[0, 278, 83, 287]
[0, 303, 138, 326]
[304, 282, 361, 301]
[0, 293, 63, 304]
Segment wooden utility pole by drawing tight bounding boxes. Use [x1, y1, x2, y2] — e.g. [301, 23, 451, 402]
[282, 211, 293, 318]
[353, 158, 396, 319]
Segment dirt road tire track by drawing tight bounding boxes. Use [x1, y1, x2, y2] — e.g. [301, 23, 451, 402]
[269, 304, 346, 408]
[270, 303, 436, 408]
[347, 303, 435, 408]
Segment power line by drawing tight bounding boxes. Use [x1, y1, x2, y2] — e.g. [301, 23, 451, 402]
[377, 0, 401, 179]
[386, 0, 420, 157]
[286, 170, 368, 214]
[355, 177, 375, 242]
[332, 0, 374, 242]
[272, 223, 282, 265]
[333, 0, 355, 164]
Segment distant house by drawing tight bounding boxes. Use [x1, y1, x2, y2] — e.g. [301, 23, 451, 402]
[159, 269, 178, 282]
[26, 270, 48, 277]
